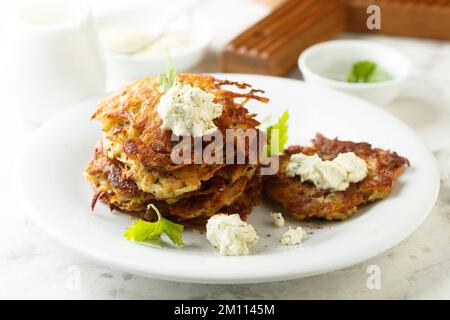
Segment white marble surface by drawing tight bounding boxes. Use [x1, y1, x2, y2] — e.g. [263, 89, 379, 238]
[1, 1, 450, 300]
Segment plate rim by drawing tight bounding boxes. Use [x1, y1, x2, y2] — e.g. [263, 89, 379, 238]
[14, 73, 441, 284]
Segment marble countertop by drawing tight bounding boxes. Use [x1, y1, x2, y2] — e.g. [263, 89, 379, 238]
[1, 1, 450, 300]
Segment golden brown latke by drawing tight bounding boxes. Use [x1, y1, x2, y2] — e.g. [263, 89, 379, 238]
[110, 176, 261, 229]
[85, 143, 260, 226]
[263, 134, 409, 220]
[91, 74, 267, 169]
[84, 74, 267, 227]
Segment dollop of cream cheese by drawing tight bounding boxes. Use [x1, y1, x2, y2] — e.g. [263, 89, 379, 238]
[156, 82, 223, 137]
[206, 214, 259, 256]
[269, 212, 285, 228]
[280, 226, 307, 245]
[285, 152, 368, 191]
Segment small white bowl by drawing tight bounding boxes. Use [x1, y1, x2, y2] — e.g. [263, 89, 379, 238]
[96, 9, 211, 86]
[298, 40, 411, 106]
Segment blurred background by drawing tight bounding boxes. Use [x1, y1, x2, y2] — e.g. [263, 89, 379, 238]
[0, 0, 271, 87]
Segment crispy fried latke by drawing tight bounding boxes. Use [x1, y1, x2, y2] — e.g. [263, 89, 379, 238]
[263, 134, 409, 220]
[85, 74, 266, 227]
[91, 74, 267, 169]
[85, 148, 261, 227]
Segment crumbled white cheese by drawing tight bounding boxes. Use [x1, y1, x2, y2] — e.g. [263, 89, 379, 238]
[285, 152, 368, 191]
[156, 82, 223, 137]
[280, 226, 307, 245]
[270, 212, 285, 228]
[206, 214, 259, 256]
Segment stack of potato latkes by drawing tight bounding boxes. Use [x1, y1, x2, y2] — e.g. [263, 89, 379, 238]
[84, 74, 267, 227]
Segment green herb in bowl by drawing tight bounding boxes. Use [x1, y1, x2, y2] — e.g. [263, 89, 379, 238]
[347, 60, 394, 83]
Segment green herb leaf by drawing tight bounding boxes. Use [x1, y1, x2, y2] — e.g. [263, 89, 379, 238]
[347, 60, 393, 83]
[157, 59, 177, 93]
[124, 204, 184, 246]
[366, 67, 394, 83]
[266, 110, 289, 156]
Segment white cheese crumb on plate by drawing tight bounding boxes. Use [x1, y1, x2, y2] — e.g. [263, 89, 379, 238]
[269, 212, 285, 228]
[280, 227, 307, 246]
[206, 214, 259, 256]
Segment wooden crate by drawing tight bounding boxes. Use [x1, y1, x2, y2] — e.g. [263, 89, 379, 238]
[346, 0, 450, 40]
[220, 0, 346, 75]
[221, 0, 450, 75]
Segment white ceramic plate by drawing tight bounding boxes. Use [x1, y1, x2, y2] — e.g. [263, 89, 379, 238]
[14, 74, 440, 284]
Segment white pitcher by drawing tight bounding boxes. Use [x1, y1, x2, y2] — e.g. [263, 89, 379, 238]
[0, 0, 105, 124]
